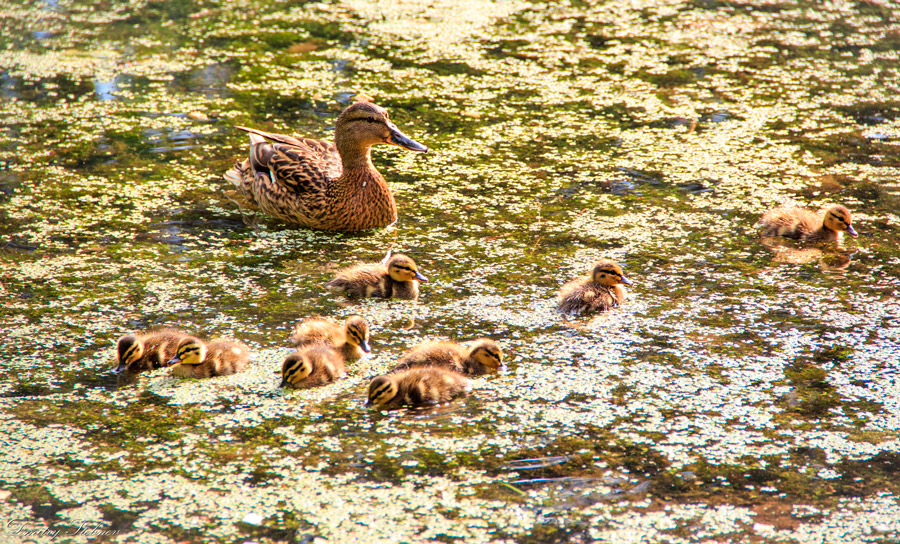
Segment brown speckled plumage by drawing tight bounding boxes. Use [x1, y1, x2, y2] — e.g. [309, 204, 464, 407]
[224, 102, 427, 232]
[558, 259, 632, 316]
[114, 327, 190, 373]
[169, 337, 251, 379]
[390, 338, 503, 376]
[280, 346, 346, 389]
[288, 315, 370, 361]
[757, 204, 858, 242]
[326, 254, 427, 300]
[366, 367, 470, 409]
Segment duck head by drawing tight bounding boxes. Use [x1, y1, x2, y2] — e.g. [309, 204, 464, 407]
[335, 102, 427, 162]
[167, 337, 206, 366]
[114, 335, 143, 373]
[592, 260, 633, 287]
[344, 315, 371, 353]
[387, 254, 428, 283]
[280, 352, 313, 388]
[366, 375, 398, 407]
[468, 339, 504, 371]
[824, 205, 858, 237]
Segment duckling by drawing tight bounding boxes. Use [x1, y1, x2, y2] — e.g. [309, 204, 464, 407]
[366, 367, 471, 409]
[558, 259, 633, 316]
[114, 327, 189, 373]
[391, 338, 504, 376]
[224, 101, 428, 232]
[167, 336, 251, 379]
[326, 253, 428, 300]
[288, 315, 371, 361]
[279, 346, 346, 389]
[757, 204, 858, 242]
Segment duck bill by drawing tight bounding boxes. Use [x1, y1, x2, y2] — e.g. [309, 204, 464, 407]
[388, 125, 428, 152]
[414, 271, 429, 282]
[279, 378, 288, 388]
[113, 363, 128, 374]
[166, 356, 180, 366]
[846, 225, 858, 238]
[361, 340, 372, 353]
[620, 276, 634, 286]
[365, 399, 373, 407]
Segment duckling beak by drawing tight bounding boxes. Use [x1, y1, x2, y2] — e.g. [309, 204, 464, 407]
[388, 124, 428, 152]
[113, 363, 128, 374]
[166, 356, 180, 366]
[846, 225, 858, 238]
[365, 399, 374, 407]
[620, 276, 634, 286]
[414, 271, 429, 282]
[361, 340, 372, 353]
[279, 378, 288, 388]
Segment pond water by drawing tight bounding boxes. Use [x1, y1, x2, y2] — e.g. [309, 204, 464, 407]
[1, 0, 900, 542]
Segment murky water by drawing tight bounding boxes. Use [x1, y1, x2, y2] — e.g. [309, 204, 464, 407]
[1, 0, 899, 542]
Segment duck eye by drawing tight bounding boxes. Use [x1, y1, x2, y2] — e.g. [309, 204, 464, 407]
[367, 116, 376, 123]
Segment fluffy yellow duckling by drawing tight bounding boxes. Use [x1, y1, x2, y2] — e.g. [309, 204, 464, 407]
[224, 101, 428, 232]
[288, 315, 371, 361]
[558, 259, 633, 316]
[279, 346, 346, 389]
[391, 338, 503, 376]
[326, 253, 428, 300]
[366, 367, 470, 409]
[114, 327, 189, 374]
[757, 204, 858, 242]
[167, 336, 251, 379]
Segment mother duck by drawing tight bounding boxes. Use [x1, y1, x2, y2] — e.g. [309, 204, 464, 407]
[224, 101, 427, 232]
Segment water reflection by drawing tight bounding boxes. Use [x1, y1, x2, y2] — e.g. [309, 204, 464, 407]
[170, 62, 236, 97]
[761, 236, 854, 273]
[92, 77, 118, 101]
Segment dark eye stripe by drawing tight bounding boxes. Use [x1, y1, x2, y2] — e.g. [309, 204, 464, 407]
[830, 213, 848, 225]
[372, 384, 391, 400]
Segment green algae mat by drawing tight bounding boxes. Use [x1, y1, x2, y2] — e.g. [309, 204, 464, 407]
[1, 0, 900, 542]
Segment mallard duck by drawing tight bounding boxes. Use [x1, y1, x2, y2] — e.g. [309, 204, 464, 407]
[279, 346, 346, 389]
[558, 259, 633, 315]
[114, 327, 189, 374]
[366, 367, 470, 409]
[288, 315, 371, 361]
[326, 253, 428, 300]
[223, 101, 428, 232]
[757, 204, 859, 242]
[391, 338, 503, 376]
[167, 336, 251, 379]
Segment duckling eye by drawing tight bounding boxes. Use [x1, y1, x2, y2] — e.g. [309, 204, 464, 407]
[366, 116, 376, 123]
[830, 213, 848, 225]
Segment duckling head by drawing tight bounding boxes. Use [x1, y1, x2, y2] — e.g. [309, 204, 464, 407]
[823, 205, 858, 237]
[366, 375, 398, 407]
[167, 337, 206, 366]
[344, 315, 371, 353]
[468, 339, 504, 371]
[280, 352, 312, 388]
[388, 254, 428, 283]
[335, 102, 427, 156]
[115, 335, 143, 373]
[592, 260, 633, 287]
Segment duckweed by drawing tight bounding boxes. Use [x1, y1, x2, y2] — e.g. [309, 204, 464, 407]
[0, 0, 899, 542]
